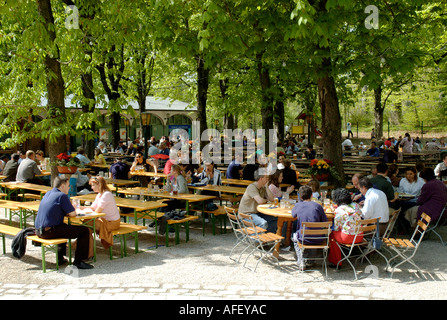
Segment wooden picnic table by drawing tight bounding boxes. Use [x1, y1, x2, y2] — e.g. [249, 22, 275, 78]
[103, 178, 140, 194]
[0, 182, 52, 200]
[188, 184, 247, 196]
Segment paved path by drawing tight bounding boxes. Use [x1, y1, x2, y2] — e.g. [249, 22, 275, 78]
[0, 282, 389, 300]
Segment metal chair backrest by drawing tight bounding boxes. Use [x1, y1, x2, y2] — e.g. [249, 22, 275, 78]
[300, 221, 332, 247]
[410, 212, 431, 246]
[224, 206, 243, 235]
[382, 208, 401, 239]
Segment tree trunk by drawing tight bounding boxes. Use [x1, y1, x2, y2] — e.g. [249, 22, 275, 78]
[36, 0, 67, 183]
[257, 54, 274, 152]
[317, 56, 345, 186]
[81, 71, 96, 159]
[374, 86, 384, 139]
[196, 55, 209, 147]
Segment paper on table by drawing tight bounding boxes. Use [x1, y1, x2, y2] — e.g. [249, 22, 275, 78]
[77, 208, 94, 216]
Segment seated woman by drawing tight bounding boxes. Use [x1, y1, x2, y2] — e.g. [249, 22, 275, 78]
[156, 165, 190, 234]
[130, 151, 158, 187]
[268, 170, 294, 199]
[397, 167, 425, 213]
[328, 188, 363, 267]
[80, 176, 120, 251]
[93, 148, 106, 165]
[307, 179, 321, 200]
[291, 185, 328, 267]
[404, 168, 447, 229]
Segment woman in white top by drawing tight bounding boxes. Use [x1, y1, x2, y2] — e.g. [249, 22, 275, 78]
[81, 176, 120, 250]
[398, 167, 425, 214]
[398, 167, 425, 198]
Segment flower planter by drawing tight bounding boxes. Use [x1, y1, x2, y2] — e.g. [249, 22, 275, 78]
[312, 173, 329, 182]
[57, 166, 78, 174]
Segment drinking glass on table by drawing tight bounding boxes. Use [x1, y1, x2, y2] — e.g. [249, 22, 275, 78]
[72, 199, 80, 209]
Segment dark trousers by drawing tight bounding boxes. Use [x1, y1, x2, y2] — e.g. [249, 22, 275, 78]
[37, 224, 90, 263]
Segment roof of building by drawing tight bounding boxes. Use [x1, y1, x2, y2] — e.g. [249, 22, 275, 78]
[40, 95, 196, 112]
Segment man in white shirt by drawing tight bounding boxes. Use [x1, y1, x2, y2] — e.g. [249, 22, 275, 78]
[341, 137, 354, 151]
[358, 177, 389, 235]
[434, 154, 447, 178]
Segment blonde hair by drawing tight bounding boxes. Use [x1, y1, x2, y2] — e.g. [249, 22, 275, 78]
[89, 176, 111, 194]
[308, 179, 320, 193]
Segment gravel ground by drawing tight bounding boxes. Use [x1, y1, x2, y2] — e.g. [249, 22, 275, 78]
[0, 210, 446, 301]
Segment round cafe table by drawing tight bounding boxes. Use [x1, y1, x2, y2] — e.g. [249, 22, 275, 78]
[257, 204, 296, 258]
[257, 203, 336, 258]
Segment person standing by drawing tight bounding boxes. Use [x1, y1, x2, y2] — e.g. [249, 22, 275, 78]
[34, 176, 93, 269]
[347, 122, 353, 139]
[399, 132, 414, 154]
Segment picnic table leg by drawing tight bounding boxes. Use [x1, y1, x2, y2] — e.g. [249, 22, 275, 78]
[41, 245, 46, 273]
[202, 201, 205, 237]
[2, 234, 5, 254]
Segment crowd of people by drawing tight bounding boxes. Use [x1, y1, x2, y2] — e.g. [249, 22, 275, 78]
[3, 130, 447, 271]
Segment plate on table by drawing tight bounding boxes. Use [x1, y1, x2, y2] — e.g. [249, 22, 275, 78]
[258, 204, 278, 209]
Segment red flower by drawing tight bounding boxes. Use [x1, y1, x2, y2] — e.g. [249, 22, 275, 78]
[56, 153, 71, 161]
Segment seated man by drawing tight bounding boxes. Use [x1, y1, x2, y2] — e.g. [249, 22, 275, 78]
[366, 141, 380, 157]
[358, 177, 389, 236]
[238, 169, 276, 233]
[34, 176, 93, 269]
[15, 150, 42, 183]
[434, 154, 447, 178]
[304, 144, 316, 160]
[3, 153, 20, 182]
[351, 173, 365, 204]
[370, 162, 396, 202]
[110, 158, 131, 180]
[291, 185, 328, 267]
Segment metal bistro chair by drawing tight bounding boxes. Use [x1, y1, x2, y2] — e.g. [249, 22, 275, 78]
[294, 221, 332, 277]
[334, 218, 378, 280]
[238, 212, 283, 272]
[224, 206, 265, 263]
[384, 213, 431, 278]
[423, 204, 447, 246]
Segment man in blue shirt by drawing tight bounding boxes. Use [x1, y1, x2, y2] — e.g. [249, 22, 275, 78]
[226, 154, 243, 180]
[35, 176, 93, 269]
[366, 141, 380, 157]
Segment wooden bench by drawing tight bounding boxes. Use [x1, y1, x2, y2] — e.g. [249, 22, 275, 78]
[0, 224, 68, 273]
[0, 200, 29, 228]
[21, 193, 42, 201]
[109, 223, 146, 259]
[166, 215, 199, 247]
[191, 205, 229, 236]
